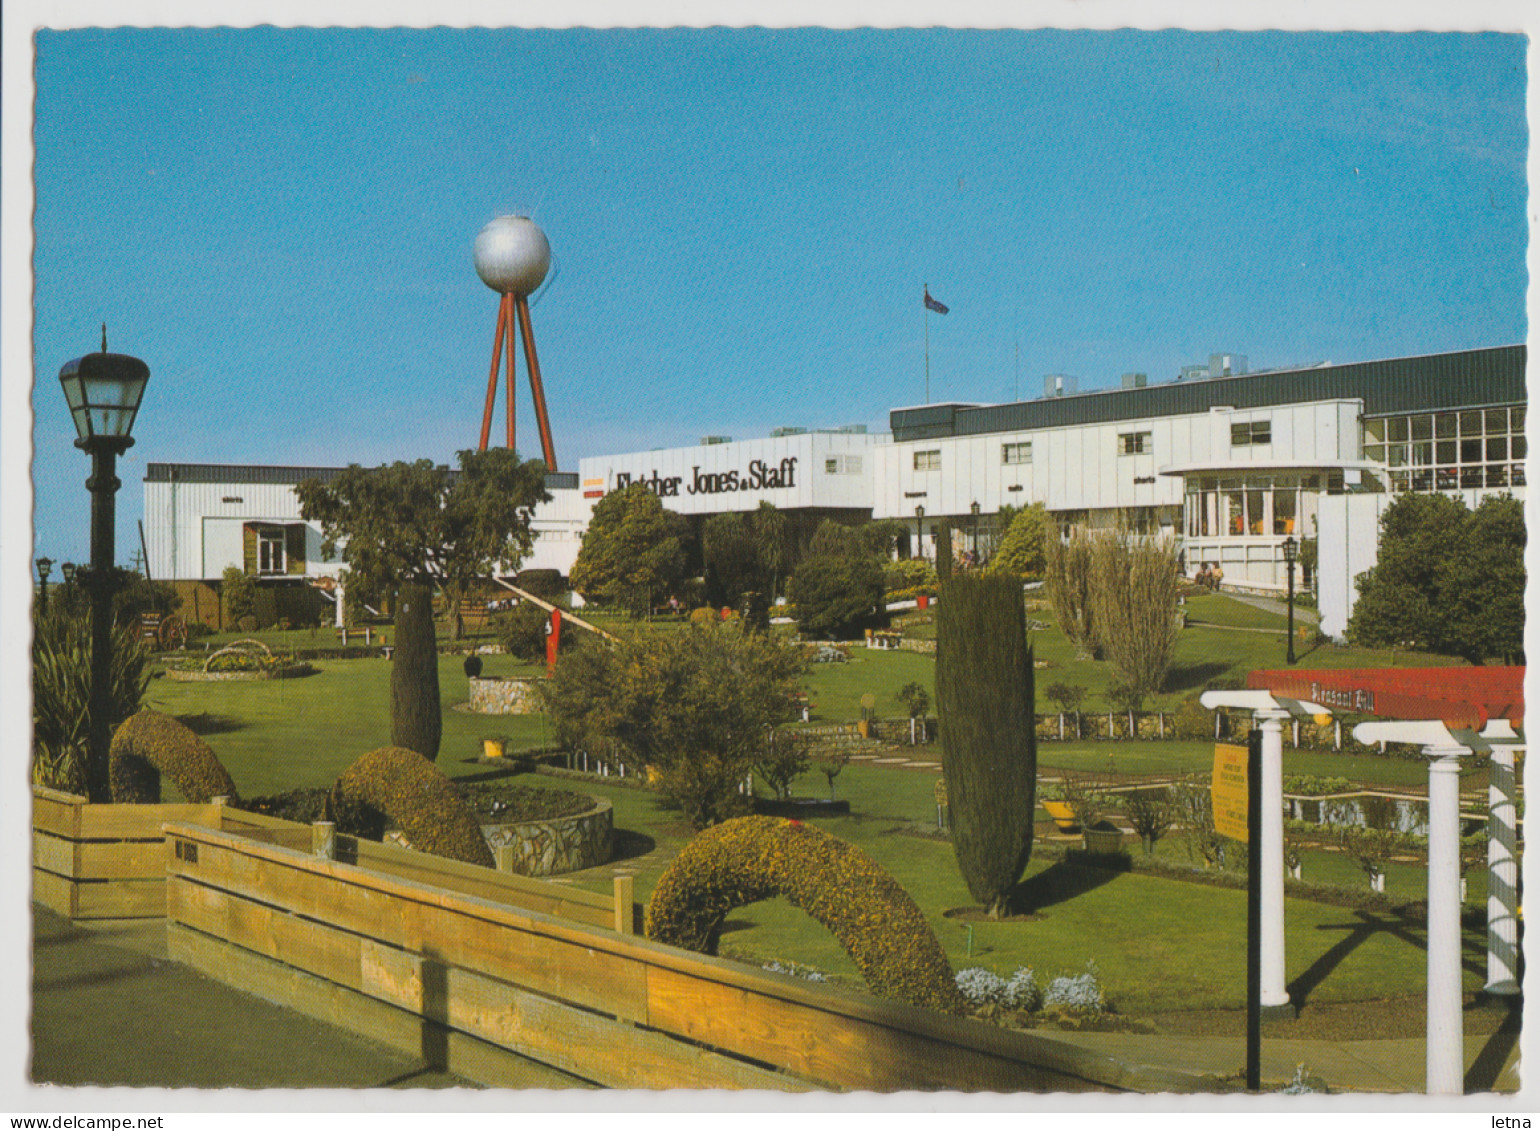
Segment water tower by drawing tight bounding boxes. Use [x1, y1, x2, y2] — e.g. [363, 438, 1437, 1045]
[473, 215, 559, 468]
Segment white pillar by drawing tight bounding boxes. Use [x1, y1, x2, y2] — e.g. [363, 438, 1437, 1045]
[1424, 744, 1470, 1096]
[334, 580, 347, 628]
[1255, 709, 1290, 1008]
[1485, 741, 1522, 995]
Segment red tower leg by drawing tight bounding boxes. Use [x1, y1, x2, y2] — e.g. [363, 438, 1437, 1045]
[478, 294, 508, 451]
[516, 294, 558, 471]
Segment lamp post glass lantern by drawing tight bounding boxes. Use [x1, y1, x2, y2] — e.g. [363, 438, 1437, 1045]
[1282, 535, 1298, 665]
[59, 339, 150, 801]
[36, 556, 53, 612]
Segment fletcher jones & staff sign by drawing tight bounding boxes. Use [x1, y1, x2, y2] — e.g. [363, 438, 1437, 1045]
[613, 457, 798, 498]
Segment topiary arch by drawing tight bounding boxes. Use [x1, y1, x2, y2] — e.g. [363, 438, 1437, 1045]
[645, 815, 966, 1013]
[109, 710, 240, 804]
[328, 746, 494, 868]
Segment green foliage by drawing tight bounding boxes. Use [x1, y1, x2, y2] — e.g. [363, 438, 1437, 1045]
[328, 746, 494, 868]
[1044, 681, 1087, 715]
[221, 567, 257, 627]
[644, 815, 966, 1012]
[542, 621, 806, 829]
[883, 558, 938, 594]
[1171, 775, 1224, 869]
[513, 569, 564, 601]
[496, 600, 555, 661]
[987, 502, 1050, 579]
[112, 571, 181, 624]
[1347, 493, 1525, 664]
[754, 729, 811, 802]
[1088, 527, 1182, 699]
[896, 681, 930, 719]
[1283, 774, 1355, 796]
[108, 710, 240, 803]
[32, 604, 151, 797]
[787, 546, 885, 640]
[297, 448, 550, 637]
[936, 572, 1037, 919]
[1171, 696, 1216, 740]
[390, 583, 441, 762]
[570, 484, 687, 616]
[702, 512, 763, 607]
[1043, 526, 1097, 659]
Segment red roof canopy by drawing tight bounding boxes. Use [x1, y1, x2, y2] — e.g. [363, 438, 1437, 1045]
[1247, 667, 1524, 730]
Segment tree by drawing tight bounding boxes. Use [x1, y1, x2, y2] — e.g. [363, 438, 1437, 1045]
[1043, 524, 1097, 659]
[542, 621, 806, 829]
[750, 501, 790, 600]
[1347, 492, 1525, 664]
[570, 484, 686, 617]
[936, 572, 1037, 919]
[1088, 525, 1183, 700]
[988, 502, 1050, 579]
[754, 729, 811, 802]
[221, 566, 257, 630]
[297, 449, 549, 761]
[787, 552, 885, 639]
[702, 512, 764, 607]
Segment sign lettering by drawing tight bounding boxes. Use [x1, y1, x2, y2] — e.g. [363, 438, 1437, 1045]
[1211, 743, 1249, 842]
[612, 457, 798, 498]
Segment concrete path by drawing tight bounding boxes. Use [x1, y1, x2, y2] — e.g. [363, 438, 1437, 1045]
[1218, 591, 1322, 626]
[28, 907, 475, 1092]
[24, 905, 1520, 1097]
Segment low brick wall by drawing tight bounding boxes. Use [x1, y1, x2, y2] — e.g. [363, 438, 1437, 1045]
[484, 797, 613, 876]
[468, 676, 545, 714]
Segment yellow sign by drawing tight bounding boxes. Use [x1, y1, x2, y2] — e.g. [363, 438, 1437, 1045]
[1211, 743, 1250, 842]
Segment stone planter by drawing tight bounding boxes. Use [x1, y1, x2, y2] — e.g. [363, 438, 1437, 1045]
[1082, 823, 1125, 855]
[483, 796, 613, 877]
[468, 676, 545, 715]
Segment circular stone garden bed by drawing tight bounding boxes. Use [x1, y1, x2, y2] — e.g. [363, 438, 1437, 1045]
[161, 639, 315, 681]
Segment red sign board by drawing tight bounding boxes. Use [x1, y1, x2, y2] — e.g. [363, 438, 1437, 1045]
[1247, 666, 1523, 729]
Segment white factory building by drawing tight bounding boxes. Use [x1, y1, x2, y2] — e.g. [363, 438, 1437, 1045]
[142, 344, 1525, 640]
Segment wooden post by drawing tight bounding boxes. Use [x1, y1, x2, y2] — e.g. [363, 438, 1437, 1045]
[613, 874, 635, 935]
[311, 821, 336, 860]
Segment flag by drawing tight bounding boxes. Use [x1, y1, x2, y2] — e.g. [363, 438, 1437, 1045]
[924, 289, 949, 315]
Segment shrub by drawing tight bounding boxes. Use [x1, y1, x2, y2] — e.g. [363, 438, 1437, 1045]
[32, 604, 151, 798]
[328, 746, 494, 868]
[955, 967, 1008, 1005]
[1172, 696, 1216, 740]
[1283, 775, 1355, 796]
[1004, 967, 1043, 1012]
[1088, 527, 1182, 700]
[883, 558, 937, 594]
[514, 569, 564, 601]
[1122, 787, 1175, 855]
[645, 815, 966, 1012]
[754, 729, 810, 802]
[1044, 963, 1107, 1018]
[221, 567, 257, 628]
[496, 600, 553, 661]
[108, 710, 240, 804]
[787, 552, 885, 639]
[936, 573, 1037, 919]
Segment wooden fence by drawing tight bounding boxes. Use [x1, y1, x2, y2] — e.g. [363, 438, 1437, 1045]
[32, 787, 633, 934]
[161, 819, 1217, 1093]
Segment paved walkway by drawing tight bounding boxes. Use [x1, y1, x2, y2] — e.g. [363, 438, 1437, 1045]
[22, 908, 1520, 1098]
[1216, 591, 1322, 626]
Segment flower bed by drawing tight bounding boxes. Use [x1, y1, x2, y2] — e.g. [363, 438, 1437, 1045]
[467, 676, 544, 714]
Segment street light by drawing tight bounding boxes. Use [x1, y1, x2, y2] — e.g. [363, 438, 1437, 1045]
[61, 562, 76, 585]
[59, 334, 150, 801]
[35, 557, 53, 613]
[914, 505, 925, 560]
[1281, 535, 1298, 665]
[969, 501, 981, 565]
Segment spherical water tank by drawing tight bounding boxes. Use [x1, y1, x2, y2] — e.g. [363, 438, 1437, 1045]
[473, 215, 551, 297]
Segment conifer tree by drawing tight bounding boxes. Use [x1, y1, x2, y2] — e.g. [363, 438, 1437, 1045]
[936, 572, 1037, 918]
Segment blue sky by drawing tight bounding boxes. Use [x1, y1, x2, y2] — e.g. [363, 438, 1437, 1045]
[26, 26, 1529, 567]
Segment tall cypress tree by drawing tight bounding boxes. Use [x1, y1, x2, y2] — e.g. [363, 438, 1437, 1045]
[936, 572, 1036, 918]
[391, 582, 441, 761]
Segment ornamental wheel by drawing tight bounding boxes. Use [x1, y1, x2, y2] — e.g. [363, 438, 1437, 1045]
[158, 615, 188, 651]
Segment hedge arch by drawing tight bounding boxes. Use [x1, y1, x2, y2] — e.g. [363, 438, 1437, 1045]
[328, 746, 494, 868]
[109, 710, 240, 804]
[645, 815, 965, 1013]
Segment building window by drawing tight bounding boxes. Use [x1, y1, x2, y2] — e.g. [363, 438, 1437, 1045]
[913, 450, 942, 471]
[1230, 420, 1272, 446]
[257, 529, 285, 574]
[824, 455, 863, 475]
[1364, 406, 1525, 495]
[1118, 431, 1151, 456]
[1002, 441, 1032, 465]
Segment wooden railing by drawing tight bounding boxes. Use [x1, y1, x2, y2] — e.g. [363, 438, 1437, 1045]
[161, 819, 1218, 1093]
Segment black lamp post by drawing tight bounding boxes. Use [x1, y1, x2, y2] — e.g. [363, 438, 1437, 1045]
[1282, 535, 1298, 665]
[970, 501, 981, 565]
[61, 562, 76, 586]
[59, 336, 149, 801]
[914, 505, 925, 561]
[35, 557, 53, 613]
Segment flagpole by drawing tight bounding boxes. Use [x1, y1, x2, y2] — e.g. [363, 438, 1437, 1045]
[924, 283, 930, 405]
